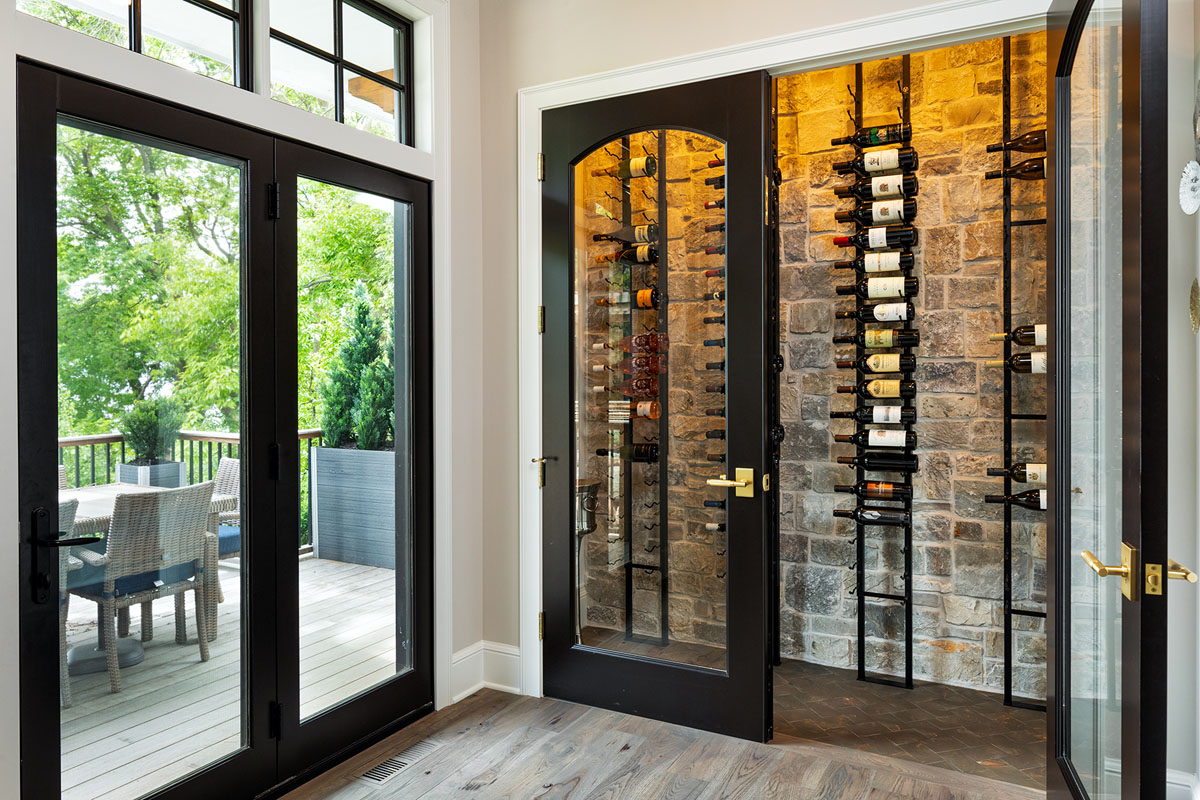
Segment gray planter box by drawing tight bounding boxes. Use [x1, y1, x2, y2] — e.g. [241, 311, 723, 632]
[116, 461, 187, 488]
[312, 447, 395, 569]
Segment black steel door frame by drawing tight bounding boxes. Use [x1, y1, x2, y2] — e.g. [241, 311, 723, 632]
[1045, 0, 1170, 796]
[15, 62, 434, 800]
[540, 71, 775, 742]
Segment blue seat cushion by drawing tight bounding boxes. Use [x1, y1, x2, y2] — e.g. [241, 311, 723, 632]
[68, 540, 196, 597]
[217, 524, 241, 557]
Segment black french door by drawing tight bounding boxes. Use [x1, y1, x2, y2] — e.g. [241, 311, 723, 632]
[540, 71, 776, 741]
[1046, 0, 1177, 797]
[16, 63, 432, 800]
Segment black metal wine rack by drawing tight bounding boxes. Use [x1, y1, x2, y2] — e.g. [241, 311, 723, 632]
[836, 58, 916, 690]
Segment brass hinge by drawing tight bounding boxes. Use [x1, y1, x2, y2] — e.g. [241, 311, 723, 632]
[532, 456, 547, 487]
[537, 153, 545, 182]
[537, 305, 545, 334]
[538, 611, 545, 640]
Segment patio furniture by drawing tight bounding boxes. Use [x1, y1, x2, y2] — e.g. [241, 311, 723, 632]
[58, 498, 80, 708]
[70, 483, 215, 694]
[212, 457, 242, 557]
[58, 464, 67, 490]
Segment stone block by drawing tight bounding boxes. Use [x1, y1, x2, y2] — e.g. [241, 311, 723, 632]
[915, 450, 953, 500]
[953, 478, 1004, 521]
[944, 595, 991, 626]
[941, 175, 982, 223]
[964, 310, 1004, 358]
[922, 225, 963, 275]
[789, 301, 832, 334]
[919, 394, 978, 418]
[915, 360, 978, 393]
[954, 542, 1003, 599]
[943, 96, 1000, 128]
[947, 276, 1000, 309]
[785, 564, 842, 615]
[915, 512, 953, 542]
[800, 394, 829, 420]
[918, 310, 965, 358]
[788, 338, 832, 370]
[809, 634, 853, 667]
[780, 532, 808, 564]
[811, 536, 854, 567]
[962, 220, 1002, 261]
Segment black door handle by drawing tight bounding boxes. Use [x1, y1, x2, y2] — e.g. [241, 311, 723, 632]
[41, 536, 101, 547]
[29, 506, 97, 604]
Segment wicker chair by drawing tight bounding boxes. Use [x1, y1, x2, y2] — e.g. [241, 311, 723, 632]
[58, 464, 67, 490]
[71, 483, 215, 694]
[58, 499, 80, 708]
[212, 457, 241, 528]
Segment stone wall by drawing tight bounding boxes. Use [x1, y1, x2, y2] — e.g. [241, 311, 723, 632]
[775, 32, 1049, 696]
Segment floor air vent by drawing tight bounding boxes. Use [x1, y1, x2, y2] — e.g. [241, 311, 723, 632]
[356, 739, 442, 785]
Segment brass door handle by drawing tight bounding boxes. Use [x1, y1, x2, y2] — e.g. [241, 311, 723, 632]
[1168, 558, 1198, 583]
[707, 475, 750, 488]
[1081, 550, 1128, 578]
[1082, 543, 1138, 600]
[706, 468, 755, 498]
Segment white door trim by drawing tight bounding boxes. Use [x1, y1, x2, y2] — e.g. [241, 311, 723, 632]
[516, 0, 1052, 698]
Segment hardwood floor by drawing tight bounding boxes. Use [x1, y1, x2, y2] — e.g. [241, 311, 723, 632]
[283, 689, 1046, 800]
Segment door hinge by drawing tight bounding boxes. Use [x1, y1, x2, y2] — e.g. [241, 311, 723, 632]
[268, 700, 282, 740]
[267, 181, 281, 220]
[539, 611, 545, 640]
[537, 305, 545, 334]
[537, 153, 545, 182]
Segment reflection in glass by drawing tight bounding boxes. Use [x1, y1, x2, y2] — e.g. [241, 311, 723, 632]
[1066, 3, 1122, 797]
[56, 120, 244, 800]
[342, 2, 396, 75]
[271, 39, 337, 120]
[142, 0, 236, 85]
[269, 0, 334, 52]
[344, 69, 399, 141]
[297, 179, 412, 718]
[18, 0, 129, 47]
[573, 130, 730, 670]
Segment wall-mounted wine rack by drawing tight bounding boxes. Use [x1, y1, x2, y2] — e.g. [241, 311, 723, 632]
[831, 57, 917, 690]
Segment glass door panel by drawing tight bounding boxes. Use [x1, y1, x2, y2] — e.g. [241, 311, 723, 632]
[54, 119, 247, 800]
[295, 178, 413, 720]
[574, 129, 729, 670]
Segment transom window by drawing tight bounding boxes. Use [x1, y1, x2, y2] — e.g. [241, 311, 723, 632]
[269, 0, 413, 144]
[17, 0, 250, 87]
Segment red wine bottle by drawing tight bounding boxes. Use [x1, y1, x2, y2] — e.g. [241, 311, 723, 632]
[835, 429, 917, 449]
[705, 245, 726, 256]
[592, 375, 659, 399]
[705, 176, 725, 189]
[833, 225, 918, 251]
[833, 251, 915, 273]
[830, 405, 915, 424]
[986, 157, 1045, 181]
[835, 276, 919, 300]
[704, 290, 726, 302]
[831, 123, 912, 148]
[989, 324, 1047, 346]
[835, 174, 919, 201]
[836, 379, 916, 399]
[708, 156, 725, 168]
[835, 198, 918, 226]
[591, 156, 656, 179]
[705, 269, 725, 278]
[592, 332, 669, 353]
[595, 245, 657, 264]
[704, 198, 725, 210]
[705, 429, 726, 440]
[985, 353, 1046, 374]
[833, 506, 912, 526]
[837, 453, 920, 473]
[596, 443, 659, 462]
[705, 222, 726, 233]
[985, 489, 1047, 510]
[835, 481, 913, 500]
[987, 462, 1047, 483]
[705, 407, 726, 417]
[836, 354, 916, 374]
[705, 384, 725, 394]
[707, 453, 726, 463]
[835, 301, 914, 323]
[986, 129, 1046, 153]
[613, 354, 667, 374]
[593, 223, 658, 243]
[833, 146, 918, 176]
[833, 329, 920, 348]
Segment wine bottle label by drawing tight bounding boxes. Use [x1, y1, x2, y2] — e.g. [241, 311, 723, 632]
[866, 354, 902, 372]
[858, 509, 895, 524]
[870, 176, 902, 199]
[864, 149, 900, 172]
[866, 380, 901, 398]
[872, 406, 903, 423]
[1038, 489, 1048, 510]
[1025, 463, 1047, 483]
[868, 429, 907, 448]
[866, 227, 889, 249]
[635, 401, 656, 417]
[635, 289, 655, 308]
[635, 245, 651, 262]
[1031, 352, 1048, 373]
[867, 277, 906, 298]
[705, 523, 722, 531]
[863, 252, 902, 273]
[872, 302, 908, 321]
[866, 482, 893, 498]
[871, 200, 906, 223]
[864, 329, 894, 348]
[634, 225, 652, 243]
[629, 157, 650, 177]
[1034, 324, 1047, 345]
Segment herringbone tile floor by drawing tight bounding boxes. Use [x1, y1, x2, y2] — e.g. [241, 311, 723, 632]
[774, 659, 1047, 789]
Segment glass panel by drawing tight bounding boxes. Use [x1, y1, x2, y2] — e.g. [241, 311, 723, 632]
[573, 130, 729, 670]
[271, 38, 337, 121]
[344, 69, 399, 141]
[297, 178, 412, 719]
[142, 0, 236, 85]
[1066, 2, 1123, 797]
[342, 3, 397, 76]
[17, 0, 129, 47]
[56, 119, 245, 799]
[269, 0, 333, 53]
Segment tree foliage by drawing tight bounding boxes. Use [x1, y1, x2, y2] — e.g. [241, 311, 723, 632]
[119, 398, 186, 464]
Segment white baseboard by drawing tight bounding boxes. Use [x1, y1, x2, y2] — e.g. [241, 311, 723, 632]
[1166, 768, 1198, 800]
[448, 641, 521, 704]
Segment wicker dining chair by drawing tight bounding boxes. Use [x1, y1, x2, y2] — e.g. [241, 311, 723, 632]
[71, 483, 215, 694]
[212, 456, 241, 528]
[58, 464, 67, 490]
[58, 498, 80, 708]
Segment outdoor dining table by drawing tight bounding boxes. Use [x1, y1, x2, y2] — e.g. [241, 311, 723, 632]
[58, 482, 237, 675]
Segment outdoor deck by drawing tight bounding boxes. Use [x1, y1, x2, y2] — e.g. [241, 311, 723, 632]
[60, 555, 397, 800]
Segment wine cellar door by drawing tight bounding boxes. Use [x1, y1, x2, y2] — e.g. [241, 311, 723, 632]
[540, 71, 776, 741]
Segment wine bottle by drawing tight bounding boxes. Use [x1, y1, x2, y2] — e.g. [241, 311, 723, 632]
[609, 400, 662, 420]
[705, 245, 726, 256]
[705, 222, 726, 233]
[592, 332, 669, 353]
[836, 379, 917, 399]
[704, 269, 725, 278]
[833, 329, 920, 349]
[835, 276, 919, 300]
[591, 155, 657, 179]
[835, 301, 914, 323]
[611, 354, 666, 374]
[833, 506, 912, 527]
[986, 129, 1046, 153]
[835, 481, 913, 501]
[837, 453, 920, 473]
[836, 354, 916, 374]
[705, 522, 726, 532]
[596, 443, 659, 462]
[594, 245, 657, 264]
[835, 198, 918, 226]
[593, 223, 659, 244]
[989, 324, 1047, 346]
[705, 384, 725, 394]
[704, 198, 725, 210]
[704, 290, 726, 302]
[705, 429, 726, 440]
[594, 288, 660, 309]
[830, 405, 915, 424]
[832, 146, 919, 176]
[707, 453, 726, 463]
[833, 251, 915, 273]
[703, 338, 725, 348]
[705, 361, 725, 371]
[985, 157, 1045, 181]
[985, 489, 1047, 510]
[835, 174, 919, 201]
[833, 225, 918, 251]
[708, 156, 725, 168]
[706, 176, 725, 189]
[592, 375, 659, 399]
[704, 499, 726, 509]
[703, 315, 725, 325]
[985, 353, 1047, 374]
[705, 407, 726, 417]
[835, 429, 918, 449]
[987, 462, 1047, 483]
[831, 123, 913, 148]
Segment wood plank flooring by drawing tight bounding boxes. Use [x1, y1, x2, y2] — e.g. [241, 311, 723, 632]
[283, 690, 1046, 800]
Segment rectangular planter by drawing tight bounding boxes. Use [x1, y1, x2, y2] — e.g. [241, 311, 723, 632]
[116, 461, 187, 488]
[311, 447, 396, 569]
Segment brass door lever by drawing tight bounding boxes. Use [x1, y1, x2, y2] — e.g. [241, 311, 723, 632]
[1081, 543, 1137, 600]
[1168, 558, 1198, 583]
